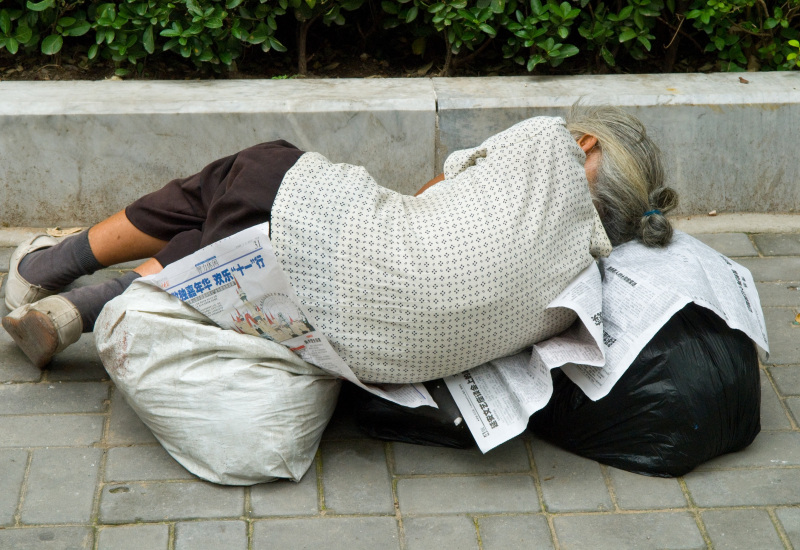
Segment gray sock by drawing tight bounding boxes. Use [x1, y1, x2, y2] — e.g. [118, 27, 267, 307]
[61, 271, 140, 332]
[18, 230, 105, 291]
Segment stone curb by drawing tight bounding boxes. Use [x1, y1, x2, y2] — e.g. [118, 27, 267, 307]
[1, 73, 799, 226]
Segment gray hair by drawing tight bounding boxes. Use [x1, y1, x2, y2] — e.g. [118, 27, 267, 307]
[565, 103, 678, 247]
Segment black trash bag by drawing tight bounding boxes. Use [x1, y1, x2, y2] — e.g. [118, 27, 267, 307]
[528, 303, 761, 477]
[351, 379, 475, 449]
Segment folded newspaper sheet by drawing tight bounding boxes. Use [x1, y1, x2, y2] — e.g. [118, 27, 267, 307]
[445, 231, 770, 452]
[139, 223, 435, 409]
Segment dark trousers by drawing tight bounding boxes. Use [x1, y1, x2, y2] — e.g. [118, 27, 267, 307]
[125, 140, 304, 266]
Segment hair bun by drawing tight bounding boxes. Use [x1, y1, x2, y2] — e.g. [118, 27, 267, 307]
[640, 187, 678, 247]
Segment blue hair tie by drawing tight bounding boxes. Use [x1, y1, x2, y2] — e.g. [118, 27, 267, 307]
[644, 209, 662, 217]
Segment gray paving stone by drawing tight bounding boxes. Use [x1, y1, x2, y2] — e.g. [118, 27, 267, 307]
[403, 515, 478, 550]
[321, 439, 393, 514]
[760, 308, 800, 365]
[253, 517, 400, 550]
[753, 233, 800, 256]
[697, 431, 800, 469]
[606, 467, 687, 509]
[397, 475, 539, 515]
[693, 233, 758, 257]
[762, 371, 793, 430]
[0, 381, 109, 414]
[0, 414, 104, 447]
[785, 397, 800, 426]
[755, 282, 800, 307]
[392, 440, 529, 475]
[106, 392, 157, 445]
[20, 447, 102, 524]
[250, 467, 319, 516]
[736, 257, 800, 282]
[0, 527, 93, 549]
[768, 365, 800, 396]
[775, 507, 800, 549]
[478, 515, 555, 550]
[531, 439, 612, 513]
[0, 247, 12, 268]
[45, 333, 108, 381]
[100, 481, 244, 523]
[0, 449, 27, 526]
[553, 512, 705, 550]
[684, 468, 800, 507]
[97, 524, 169, 550]
[175, 520, 248, 550]
[106, 445, 195, 481]
[701, 509, 783, 550]
[0, 330, 42, 382]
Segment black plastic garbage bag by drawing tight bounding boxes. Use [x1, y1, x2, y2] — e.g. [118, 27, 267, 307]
[351, 379, 475, 449]
[528, 303, 761, 477]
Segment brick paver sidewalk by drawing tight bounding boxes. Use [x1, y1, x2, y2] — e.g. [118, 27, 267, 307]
[1, 230, 799, 549]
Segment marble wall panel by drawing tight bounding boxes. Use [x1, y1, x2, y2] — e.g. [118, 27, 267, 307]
[433, 73, 800, 216]
[0, 80, 436, 226]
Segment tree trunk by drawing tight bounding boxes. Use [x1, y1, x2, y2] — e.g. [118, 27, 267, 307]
[297, 16, 319, 75]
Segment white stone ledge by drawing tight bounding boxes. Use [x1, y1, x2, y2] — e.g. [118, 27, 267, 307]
[0, 73, 798, 227]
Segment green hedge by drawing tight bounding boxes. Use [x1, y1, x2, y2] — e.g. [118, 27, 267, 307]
[1, 0, 798, 75]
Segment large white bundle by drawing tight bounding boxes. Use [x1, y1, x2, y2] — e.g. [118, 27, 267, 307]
[272, 116, 612, 383]
[95, 281, 341, 485]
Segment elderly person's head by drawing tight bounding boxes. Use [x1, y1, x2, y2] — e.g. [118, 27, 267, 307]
[565, 104, 678, 248]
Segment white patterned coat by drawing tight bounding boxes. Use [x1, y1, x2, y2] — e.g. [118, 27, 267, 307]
[271, 116, 612, 383]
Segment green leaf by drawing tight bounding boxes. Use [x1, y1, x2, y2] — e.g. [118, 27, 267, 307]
[765, 18, 777, 29]
[601, 46, 615, 66]
[559, 44, 578, 57]
[618, 28, 636, 42]
[26, 0, 54, 12]
[268, 35, 287, 52]
[14, 24, 32, 44]
[58, 17, 76, 27]
[789, 40, 800, 48]
[143, 24, 154, 53]
[6, 36, 18, 54]
[382, 1, 398, 14]
[0, 11, 11, 35]
[88, 43, 98, 59]
[406, 5, 418, 22]
[633, 10, 644, 29]
[115, 67, 129, 76]
[637, 35, 651, 50]
[412, 36, 425, 55]
[40, 34, 62, 55]
[618, 5, 633, 20]
[558, 25, 568, 39]
[479, 23, 495, 36]
[64, 21, 90, 37]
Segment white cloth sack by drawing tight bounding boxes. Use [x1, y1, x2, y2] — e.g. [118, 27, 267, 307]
[95, 280, 341, 485]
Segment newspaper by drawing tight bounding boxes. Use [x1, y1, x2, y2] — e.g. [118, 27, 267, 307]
[445, 231, 769, 453]
[138, 223, 434, 409]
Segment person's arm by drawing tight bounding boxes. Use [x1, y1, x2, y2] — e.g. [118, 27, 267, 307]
[414, 173, 445, 196]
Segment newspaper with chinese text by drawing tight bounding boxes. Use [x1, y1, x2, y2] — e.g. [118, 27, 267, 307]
[445, 231, 769, 453]
[139, 223, 434, 409]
